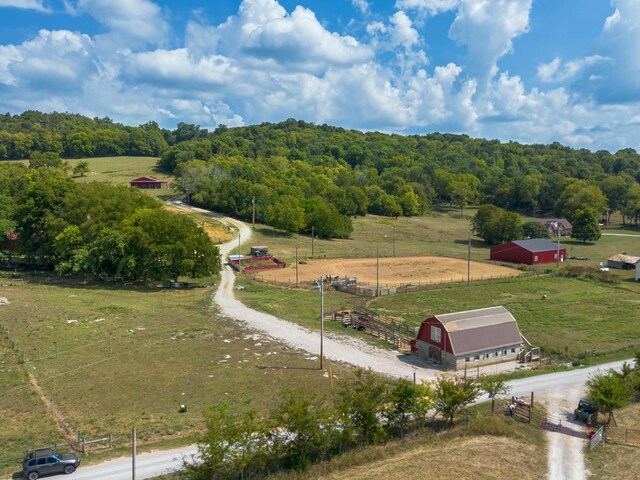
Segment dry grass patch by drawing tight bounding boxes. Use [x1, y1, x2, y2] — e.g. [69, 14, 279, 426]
[586, 403, 640, 479]
[254, 256, 520, 287]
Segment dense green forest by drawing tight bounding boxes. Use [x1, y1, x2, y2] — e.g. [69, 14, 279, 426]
[2, 112, 640, 241]
[0, 161, 219, 280]
[159, 118, 640, 236]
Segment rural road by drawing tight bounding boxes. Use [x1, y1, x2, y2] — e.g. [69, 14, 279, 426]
[69, 445, 198, 480]
[68, 204, 632, 480]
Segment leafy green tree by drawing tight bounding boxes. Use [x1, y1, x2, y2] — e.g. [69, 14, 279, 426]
[600, 175, 631, 219]
[586, 371, 632, 425]
[522, 221, 549, 239]
[335, 368, 388, 446]
[472, 205, 522, 244]
[571, 209, 601, 244]
[304, 198, 352, 239]
[29, 152, 65, 170]
[621, 183, 640, 226]
[267, 196, 306, 234]
[188, 403, 267, 480]
[125, 209, 220, 282]
[270, 388, 333, 470]
[72, 160, 90, 177]
[555, 180, 607, 221]
[386, 379, 434, 438]
[472, 204, 503, 244]
[497, 211, 523, 243]
[433, 377, 482, 427]
[479, 376, 510, 413]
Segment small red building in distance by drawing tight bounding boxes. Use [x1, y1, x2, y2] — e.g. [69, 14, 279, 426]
[490, 238, 566, 265]
[129, 176, 166, 189]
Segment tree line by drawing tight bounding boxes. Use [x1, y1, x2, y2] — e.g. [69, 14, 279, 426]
[159, 119, 640, 238]
[183, 368, 508, 480]
[0, 161, 219, 281]
[2, 113, 640, 239]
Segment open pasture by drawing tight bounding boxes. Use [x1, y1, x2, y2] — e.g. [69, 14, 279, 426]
[0, 282, 351, 474]
[252, 256, 521, 287]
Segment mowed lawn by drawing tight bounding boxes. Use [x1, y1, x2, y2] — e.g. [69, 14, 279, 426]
[0, 282, 351, 474]
[367, 275, 640, 359]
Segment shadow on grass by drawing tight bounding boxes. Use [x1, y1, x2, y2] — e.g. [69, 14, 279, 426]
[255, 227, 296, 239]
[256, 365, 320, 371]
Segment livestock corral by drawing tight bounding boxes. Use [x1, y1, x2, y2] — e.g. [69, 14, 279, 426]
[249, 256, 522, 288]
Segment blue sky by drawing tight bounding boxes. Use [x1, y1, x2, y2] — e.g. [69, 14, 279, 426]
[0, 0, 638, 152]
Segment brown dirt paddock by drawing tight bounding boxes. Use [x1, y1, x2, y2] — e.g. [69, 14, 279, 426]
[248, 256, 521, 287]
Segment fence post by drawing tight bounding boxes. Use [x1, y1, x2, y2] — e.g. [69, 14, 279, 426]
[108, 433, 112, 448]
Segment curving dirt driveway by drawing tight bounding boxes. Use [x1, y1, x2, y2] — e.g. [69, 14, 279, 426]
[169, 202, 617, 480]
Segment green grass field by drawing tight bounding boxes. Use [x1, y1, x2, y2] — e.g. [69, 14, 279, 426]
[0, 282, 352, 475]
[69, 156, 175, 199]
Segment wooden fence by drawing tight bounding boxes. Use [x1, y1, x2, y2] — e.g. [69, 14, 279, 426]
[603, 425, 640, 447]
[331, 307, 418, 349]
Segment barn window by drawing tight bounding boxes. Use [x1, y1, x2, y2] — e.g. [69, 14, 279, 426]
[474, 355, 480, 360]
[502, 349, 508, 356]
[431, 326, 441, 343]
[465, 357, 470, 362]
[554, 253, 558, 259]
[534, 255, 539, 262]
[493, 351, 498, 357]
[511, 347, 516, 353]
[485, 353, 490, 359]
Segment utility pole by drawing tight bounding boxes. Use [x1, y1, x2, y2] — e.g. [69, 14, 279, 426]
[320, 274, 324, 370]
[132, 425, 136, 480]
[295, 247, 299, 287]
[467, 227, 471, 287]
[554, 222, 560, 269]
[311, 226, 315, 257]
[252, 196, 255, 228]
[376, 248, 379, 296]
[392, 228, 396, 257]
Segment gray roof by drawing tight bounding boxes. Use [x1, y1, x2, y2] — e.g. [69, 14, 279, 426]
[435, 306, 522, 356]
[511, 238, 561, 253]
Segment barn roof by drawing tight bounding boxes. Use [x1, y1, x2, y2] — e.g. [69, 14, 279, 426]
[130, 176, 160, 182]
[435, 306, 522, 356]
[510, 238, 560, 253]
[607, 254, 640, 265]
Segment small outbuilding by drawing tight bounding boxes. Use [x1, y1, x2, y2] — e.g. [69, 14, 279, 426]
[129, 176, 166, 189]
[490, 238, 566, 265]
[607, 254, 640, 270]
[415, 306, 523, 370]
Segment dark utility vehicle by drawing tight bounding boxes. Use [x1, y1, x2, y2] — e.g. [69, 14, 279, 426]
[23, 448, 80, 479]
[574, 398, 598, 424]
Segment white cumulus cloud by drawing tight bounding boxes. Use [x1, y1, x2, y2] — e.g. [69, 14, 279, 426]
[72, 0, 170, 48]
[449, 0, 531, 86]
[537, 55, 609, 83]
[0, 0, 50, 12]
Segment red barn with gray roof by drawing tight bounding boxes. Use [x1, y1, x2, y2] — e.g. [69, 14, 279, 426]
[415, 306, 523, 370]
[490, 238, 566, 265]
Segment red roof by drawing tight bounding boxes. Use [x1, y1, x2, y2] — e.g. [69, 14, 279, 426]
[130, 176, 161, 183]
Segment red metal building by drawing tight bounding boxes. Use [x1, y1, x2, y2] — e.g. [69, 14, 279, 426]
[415, 306, 523, 370]
[129, 176, 166, 189]
[490, 238, 566, 265]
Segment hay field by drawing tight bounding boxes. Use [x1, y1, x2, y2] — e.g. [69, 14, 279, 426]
[252, 256, 521, 286]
